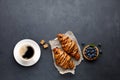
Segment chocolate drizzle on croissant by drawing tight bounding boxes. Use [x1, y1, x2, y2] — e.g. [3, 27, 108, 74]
[53, 47, 74, 69]
[57, 34, 80, 60]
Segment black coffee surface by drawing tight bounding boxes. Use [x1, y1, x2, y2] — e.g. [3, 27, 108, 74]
[22, 46, 34, 59]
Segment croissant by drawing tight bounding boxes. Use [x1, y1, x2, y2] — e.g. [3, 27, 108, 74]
[53, 47, 74, 69]
[57, 33, 80, 60]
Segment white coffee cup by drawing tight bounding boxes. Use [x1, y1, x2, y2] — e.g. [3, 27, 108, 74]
[13, 39, 41, 66]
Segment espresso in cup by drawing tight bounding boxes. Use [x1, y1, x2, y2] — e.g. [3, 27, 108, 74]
[19, 45, 34, 60]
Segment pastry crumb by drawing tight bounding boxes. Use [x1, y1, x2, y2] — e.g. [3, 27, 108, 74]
[40, 40, 45, 45]
[43, 43, 49, 49]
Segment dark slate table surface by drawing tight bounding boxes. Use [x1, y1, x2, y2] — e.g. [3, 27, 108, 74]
[0, 0, 120, 80]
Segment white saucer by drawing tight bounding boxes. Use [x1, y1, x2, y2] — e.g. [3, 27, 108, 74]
[13, 39, 41, 66]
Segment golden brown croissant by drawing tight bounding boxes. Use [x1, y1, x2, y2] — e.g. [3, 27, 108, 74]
[53, 47, 74, 69]
[57, 33, 80, 60]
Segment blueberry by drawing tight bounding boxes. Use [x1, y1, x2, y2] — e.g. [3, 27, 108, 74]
[89, 55, 93, 58]
[87, 47, 92, 51]
[91, 53, 95, 57]
[81, 42, 85, 46]
[91, 50, 95, 53]
[86, 52, 90, 56]
[86, 50, 90, 53]
[98, 43, 102, 47]
[99, 49, 102, 54]
[90, 47, 94, 50]
[87, 53, 91, 56]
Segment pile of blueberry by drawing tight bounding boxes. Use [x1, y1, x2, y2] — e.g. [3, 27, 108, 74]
[84, 45, 97, 59]
[81, 42, 102, 61]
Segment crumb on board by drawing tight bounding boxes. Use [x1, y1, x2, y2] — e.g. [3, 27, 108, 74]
[40, 40, 45, 45]
[43, 43, 49, 49]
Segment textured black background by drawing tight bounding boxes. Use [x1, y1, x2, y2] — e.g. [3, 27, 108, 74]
[0, 0, 120, 80]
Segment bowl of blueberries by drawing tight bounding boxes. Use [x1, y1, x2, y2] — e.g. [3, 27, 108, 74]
[81, 42, 102, 61]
